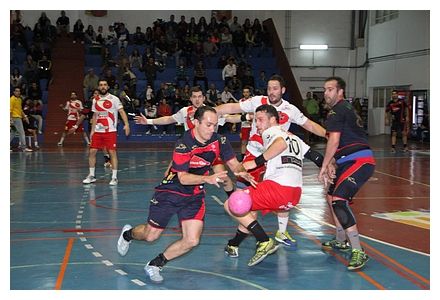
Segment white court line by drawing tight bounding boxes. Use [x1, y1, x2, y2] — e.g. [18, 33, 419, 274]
[115, 269, 127, 276]
[131, 279, 146, 286]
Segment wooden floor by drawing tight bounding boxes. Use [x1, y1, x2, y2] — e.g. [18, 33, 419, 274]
[9, 134, 431, 299]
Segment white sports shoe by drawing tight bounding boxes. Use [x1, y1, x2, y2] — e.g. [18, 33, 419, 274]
[83, 175, 96, 184]
[144, 262, 163, 283]
[57, 142, 63, 146]
[109, 178, 118, 186]
[117, 224, 132, 256]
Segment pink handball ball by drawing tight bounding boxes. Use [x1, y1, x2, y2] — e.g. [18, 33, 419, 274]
[228, 190, 252, 216]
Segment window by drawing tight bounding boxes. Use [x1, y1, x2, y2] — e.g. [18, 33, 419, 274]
[373, 10, 399, 25]
[372, 87, 395, 108]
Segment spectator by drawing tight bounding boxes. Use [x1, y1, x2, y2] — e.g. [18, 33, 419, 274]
[245, 28, 256, 57]
[122, 66, 137, 97]
[155, 35, 168, 64]
[83, 68, 99, 100]
[105, 25, 118, 46]
[133, 26, 146, 45]
[117, 23, 129, 49]
[206, 83, 220, 106]
[177, 15, 188, 39]
[255, 70, 267, 95]
[219, 27, 233, 57]
[196, 16, 209, 41]
[243, 18, 252, 33]
[227, 75, 242, 97]
[144, 101, 157, 134]
[193, 60, 208, 91]
[220, 86, 237, 104]
[241, 68, 255, 91]
[96, 25, 105, 45]
[73, 19, 84, 44]
[22, 98, 40, 149]
[56, 10, 70, 37]
[11, 67, 25, 91]
[156, 98, 173, 134]
[84, 25, 97, 44]
[23, 54, 38, 84]
[129, 48, 143, 70]
[203, 35, 218, 58]
[145, 27, 154, 47]
[175, 59, 189, 87]
[222, 57, 237, 87]
[232, 25, 246, 58]
[143, 56, 160, 86]
[144, 84, 155, 103]
[101, 46, 116, 70]
[229, 16, 240, 33]
[102, 68, 117, 89]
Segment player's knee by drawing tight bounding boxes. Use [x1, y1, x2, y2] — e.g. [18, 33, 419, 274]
[332, 200, 356, 229]
[184, 236, 200, 248]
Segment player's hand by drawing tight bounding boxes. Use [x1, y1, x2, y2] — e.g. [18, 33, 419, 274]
[134, 113, 148, 125]
[124, 124, 130, 136]
[234, 171, 258, 188]
[206, 171, 228, 188]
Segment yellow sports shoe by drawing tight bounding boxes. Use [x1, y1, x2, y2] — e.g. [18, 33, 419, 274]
[275, 230, 297, 249]
[247, 238, 279, 266]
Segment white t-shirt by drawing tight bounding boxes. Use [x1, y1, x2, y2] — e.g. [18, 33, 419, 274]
[64, 100, 83, 121]
[239, 95, 308, 156]
[262, 126, 310, 188]
[92, 93, 123, 133]
[172, 105, 226, 131]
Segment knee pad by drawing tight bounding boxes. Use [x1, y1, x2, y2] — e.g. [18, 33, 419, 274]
[332, 200, 356, 229]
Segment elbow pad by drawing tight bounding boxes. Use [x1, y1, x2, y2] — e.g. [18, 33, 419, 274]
[304, 149, 323, 168]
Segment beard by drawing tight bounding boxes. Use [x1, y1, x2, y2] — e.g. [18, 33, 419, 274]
[99, 88, 108, 95]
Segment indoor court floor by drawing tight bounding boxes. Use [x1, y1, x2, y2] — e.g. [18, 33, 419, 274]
[9, 135, 430, 293]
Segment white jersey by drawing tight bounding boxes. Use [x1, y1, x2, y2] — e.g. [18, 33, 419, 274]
[92, 93, 123, 133]
[64, 100, 83, 121]
[172, 105, 226, 131]
[262, 126, 310, 188]
[239, 95, 308, 156]
[239, 98, 252, 128]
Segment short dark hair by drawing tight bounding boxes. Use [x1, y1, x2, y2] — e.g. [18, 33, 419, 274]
[324, 76, 346, 91]
[190, 86, 204, 96]
[255, 104, 279, 123]
[98, 78, 108, 84]
[194, 105, 217, 122]
[269, 74, 285, 88]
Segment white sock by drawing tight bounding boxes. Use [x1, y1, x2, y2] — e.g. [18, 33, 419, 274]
[278, 215, 289, 233]
[89, 167, 95, 177]
[112, 169, 117, 179]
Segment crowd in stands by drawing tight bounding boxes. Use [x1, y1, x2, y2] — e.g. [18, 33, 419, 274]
[11, 11, 277, 142]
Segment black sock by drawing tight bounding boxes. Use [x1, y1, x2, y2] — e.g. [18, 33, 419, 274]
[403, 144, 407, 148]
[228, 229, 249, 247]
[246, 220, 269, 243]
[149, 253, 168, 267]
[123, 229, 133, 241]
[225, 188, 235, 197]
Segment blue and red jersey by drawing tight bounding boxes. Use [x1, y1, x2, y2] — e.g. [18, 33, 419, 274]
[155, 129, 235, 195]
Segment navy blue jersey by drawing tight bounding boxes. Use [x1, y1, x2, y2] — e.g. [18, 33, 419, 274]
[325, 100, 370, 159]
[155, 129, 235, 195]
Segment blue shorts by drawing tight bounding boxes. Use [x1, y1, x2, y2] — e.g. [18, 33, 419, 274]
[148, 190, 205, 228]
[328, 157, 375, 202]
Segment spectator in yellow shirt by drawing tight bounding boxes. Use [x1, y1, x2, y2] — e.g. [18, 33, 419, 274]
[10, 87, 33, 152]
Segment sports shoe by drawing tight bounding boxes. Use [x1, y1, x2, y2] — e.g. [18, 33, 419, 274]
[248, 238, 279, 266]
[390, 147, 396, 153]
[57, 141, 63, 146]
[22, 147, 33, 152]
[347, 248, 369, 271]
[82, 175, 96, 184]
[144, 262, 163, 283]
[275, 230, 297, 249]
[117, 224, 132, 256]
[321, 238, 351, 251]
[109, 178, 118, 186]
[403, 147, 409, 152]
[224, 244, 239, 258]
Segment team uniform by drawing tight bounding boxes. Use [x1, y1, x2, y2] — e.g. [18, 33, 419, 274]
[148, 129, 235, 228]
[386, 98, 408, 134]
[242, 126, 308, 213]
[90, 93, 123, 150]
[239, 98, 252, 141]
[63, 100, 84, 132]
[238, 96, 308, 183]
[325, 100, 376, 201]
[172, 105, 226, 166]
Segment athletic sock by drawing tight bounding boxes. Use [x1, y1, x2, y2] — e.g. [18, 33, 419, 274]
[149, 253, 169, 267]
[346, 230, 362, 250]
[247, 220, 269, 243]
[335, 226, 346, 242]
[228, 229, 249, 246]
[277, 215, 289, 233]
[89, 167, 95, 177]
[112, 169, 118, 179]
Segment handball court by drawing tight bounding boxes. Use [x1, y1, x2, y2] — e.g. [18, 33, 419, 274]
[10, 135, 430, 292]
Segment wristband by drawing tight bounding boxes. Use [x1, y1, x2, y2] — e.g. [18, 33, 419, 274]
[254, 154, 267, 167]
[73, 124, 78, 129]
[146, 119, 153, 125]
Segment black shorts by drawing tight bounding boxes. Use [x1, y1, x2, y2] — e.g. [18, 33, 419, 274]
[391, 121, 404, 133]
[328, 158, 375, 202]
[147, 190, 205, 228]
